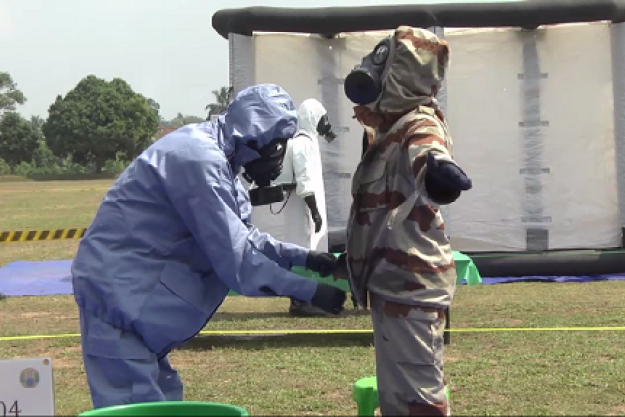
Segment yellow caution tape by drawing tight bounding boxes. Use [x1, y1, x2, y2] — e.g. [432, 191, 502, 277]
[0, 228, 87, 243]
[1, 326, 625, 342]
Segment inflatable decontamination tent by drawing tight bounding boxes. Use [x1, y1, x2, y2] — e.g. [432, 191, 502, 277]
[212, 0, 625, 276]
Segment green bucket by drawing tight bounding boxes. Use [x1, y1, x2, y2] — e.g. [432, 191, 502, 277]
[78, 401, 250, 416]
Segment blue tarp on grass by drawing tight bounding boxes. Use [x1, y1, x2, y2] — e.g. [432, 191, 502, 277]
[1, 259, 625, 297]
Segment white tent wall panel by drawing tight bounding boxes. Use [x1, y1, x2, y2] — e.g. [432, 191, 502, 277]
[229, 32, 255, 97]
[229, 22, 622, 252]
[535, 23, 619, 249]
[445, 22, 620, 251]
[611, 22, 625, 246]
[444, 28, 526, 251]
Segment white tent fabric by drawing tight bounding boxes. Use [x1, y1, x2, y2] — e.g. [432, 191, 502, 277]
[230, 22, 622, 252]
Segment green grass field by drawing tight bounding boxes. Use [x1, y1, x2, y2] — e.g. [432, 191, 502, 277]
[2, 179, 625, 416]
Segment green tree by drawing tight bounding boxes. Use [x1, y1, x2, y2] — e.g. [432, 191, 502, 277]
[0, 112, 42, 166]
[205, 86, 232, 118]
[30, 115, 45, 133]
[161, 113, 205, 128]
[175, 113, 205, 126]
[147, 98, 163, 124]
[26, 116, 62, 170]
[0, 72, 26, 114]
[43, 75, 160, 173]
[172, 112, 186, 127]
[183, 115, 205, 124]
[147, 98, 160, 113]
[32, 140, 61, 169]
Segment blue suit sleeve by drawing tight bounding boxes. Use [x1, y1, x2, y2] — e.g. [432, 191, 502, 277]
[234, 176, 254, 228]
[166, 147, 317, 301]
[233, 176, 310, 270]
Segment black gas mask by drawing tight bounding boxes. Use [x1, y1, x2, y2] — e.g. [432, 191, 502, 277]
[317, 114, 337, 143]
[242, 138, 288, 206]
[344, 36, 394, 105]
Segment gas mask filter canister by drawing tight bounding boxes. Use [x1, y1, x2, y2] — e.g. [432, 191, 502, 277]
[344, 36, 393, 105]
[317, 114, 337, 143]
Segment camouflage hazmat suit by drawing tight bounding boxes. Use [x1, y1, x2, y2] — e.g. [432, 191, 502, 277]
[342, 27, 470, 416]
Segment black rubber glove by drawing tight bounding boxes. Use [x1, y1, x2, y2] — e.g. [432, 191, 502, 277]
[425, 151, 472, 205]
[304, 194, 322, 233]
[305, 250, 337, 277]
[310, 282, 346, 315]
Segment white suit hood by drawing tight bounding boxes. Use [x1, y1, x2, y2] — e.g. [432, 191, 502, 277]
[296, 99, 327, 140]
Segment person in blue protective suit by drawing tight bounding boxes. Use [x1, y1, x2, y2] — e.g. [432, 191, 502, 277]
[71, 83, 346, 409]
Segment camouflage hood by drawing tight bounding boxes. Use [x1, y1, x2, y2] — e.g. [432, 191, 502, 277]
[354, 26, 450, 135]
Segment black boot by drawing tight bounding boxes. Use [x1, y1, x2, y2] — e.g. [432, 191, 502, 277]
[289, 298, 328, 317]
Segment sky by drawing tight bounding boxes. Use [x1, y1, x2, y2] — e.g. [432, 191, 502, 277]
[0, 0, 518, 120]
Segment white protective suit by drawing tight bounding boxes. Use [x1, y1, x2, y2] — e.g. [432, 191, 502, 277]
[273, 99, 329, 252]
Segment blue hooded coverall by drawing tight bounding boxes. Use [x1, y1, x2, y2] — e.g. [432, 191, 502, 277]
[71, 84, 320, 408]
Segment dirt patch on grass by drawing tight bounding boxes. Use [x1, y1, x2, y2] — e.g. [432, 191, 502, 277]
[484, 365, 507, 376]
[1, 340, 82, 374]
[18, 312, 51, 318]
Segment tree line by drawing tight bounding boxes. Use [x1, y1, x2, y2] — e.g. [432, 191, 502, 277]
[0, 71, 231, 176]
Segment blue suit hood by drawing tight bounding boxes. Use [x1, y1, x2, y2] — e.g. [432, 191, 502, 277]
[219, 84, 298, 172]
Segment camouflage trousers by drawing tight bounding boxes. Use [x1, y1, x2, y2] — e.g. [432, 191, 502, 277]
[370, 293, 449, 416]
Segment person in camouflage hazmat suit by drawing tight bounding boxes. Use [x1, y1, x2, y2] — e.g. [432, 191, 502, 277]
[338, 26, 473, 416]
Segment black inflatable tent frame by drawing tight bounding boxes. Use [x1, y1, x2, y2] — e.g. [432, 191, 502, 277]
[212, 0, 625, 39]
[212, 0, 625, 278]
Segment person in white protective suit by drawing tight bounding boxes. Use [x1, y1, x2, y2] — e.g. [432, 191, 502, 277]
[71, 84, 346, 409]
[271, 99, 338, 317]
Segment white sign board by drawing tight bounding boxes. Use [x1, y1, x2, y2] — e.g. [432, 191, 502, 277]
[0, 358, 55, 416]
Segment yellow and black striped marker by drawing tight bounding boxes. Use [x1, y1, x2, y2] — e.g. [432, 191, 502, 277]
[0, 228, 87, 243]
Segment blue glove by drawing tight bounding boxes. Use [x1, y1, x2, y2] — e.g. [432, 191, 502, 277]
[426, 151, 472, 191]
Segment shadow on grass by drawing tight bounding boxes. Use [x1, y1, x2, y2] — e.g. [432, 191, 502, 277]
[179, 332, 374, 352]
[211, 308, 369, 322]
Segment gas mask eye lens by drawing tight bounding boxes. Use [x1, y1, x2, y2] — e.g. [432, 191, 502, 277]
[268, 143, 284, 158]
[372, 42, 390, 65]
